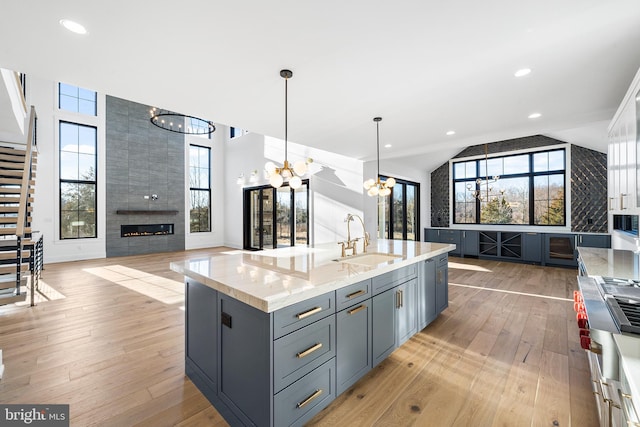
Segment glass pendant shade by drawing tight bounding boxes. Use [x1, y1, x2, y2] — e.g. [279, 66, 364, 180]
[289, 176, 302, 189]
[363, 117, 394, 197]
[269, 173, 284, 188]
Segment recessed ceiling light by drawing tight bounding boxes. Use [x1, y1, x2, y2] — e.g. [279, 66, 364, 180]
[528, 112, 541, 119]
[60, 19, 87, 35]
[446, 130, 456, 136]
[384, 144, 392, 148]
[514, 68, 531, 77]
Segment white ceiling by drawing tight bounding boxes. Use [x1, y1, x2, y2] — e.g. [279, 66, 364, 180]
[2, 1, 640, 172]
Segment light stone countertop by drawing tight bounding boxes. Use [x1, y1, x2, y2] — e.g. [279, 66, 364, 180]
[577, 247, 640, 279]
[170, 239, 455, 313]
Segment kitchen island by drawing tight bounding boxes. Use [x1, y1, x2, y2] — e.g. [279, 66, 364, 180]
[170, 240, 455, 427]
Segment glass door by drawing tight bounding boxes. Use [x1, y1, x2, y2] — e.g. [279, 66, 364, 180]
[243, 181, 309, 250]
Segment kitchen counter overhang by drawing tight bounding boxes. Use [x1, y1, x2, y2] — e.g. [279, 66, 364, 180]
[170, 239, 455, 313]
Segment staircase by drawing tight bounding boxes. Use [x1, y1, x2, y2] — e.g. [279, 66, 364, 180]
[0, 105, 42, 307]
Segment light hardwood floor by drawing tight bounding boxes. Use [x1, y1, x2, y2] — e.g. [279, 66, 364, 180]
[0, 250, 599, 426]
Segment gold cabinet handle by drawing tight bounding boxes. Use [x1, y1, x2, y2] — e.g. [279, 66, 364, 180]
[297, 389, 323, 408]
[348, 304, 366, 315]
[396, 290, 401, 309]
[296, 306, 322, 319]
[400, 289, 404, 308]
[346, 289, 366, 299]
[296, 343, 323, 359]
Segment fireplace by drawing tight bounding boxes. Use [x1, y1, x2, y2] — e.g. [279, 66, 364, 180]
[121, 223, 174, 237]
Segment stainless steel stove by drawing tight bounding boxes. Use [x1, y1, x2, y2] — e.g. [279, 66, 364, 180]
[595, 276, 640, 335]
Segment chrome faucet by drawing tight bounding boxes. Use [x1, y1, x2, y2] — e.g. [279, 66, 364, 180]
[339, 214, 370, 257]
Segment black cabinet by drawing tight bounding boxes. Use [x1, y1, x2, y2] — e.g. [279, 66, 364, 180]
[460, 230, 479, 256]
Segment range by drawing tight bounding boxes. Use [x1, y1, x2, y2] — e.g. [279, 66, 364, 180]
[595, 276, 640, 335]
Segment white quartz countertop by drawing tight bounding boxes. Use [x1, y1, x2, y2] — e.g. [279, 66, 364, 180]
[613, 334, 640, 413]
[578, 247, 640, 279]
[170, 239, 455, 313]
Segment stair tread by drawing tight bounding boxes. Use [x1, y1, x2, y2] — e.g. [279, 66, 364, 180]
[0, 147, 27, 156]
[0, 293, 27, 305]
[0, 207, 30, 213]
[0, 227, 32, 235]
[0, 161, 25, 169]
[0, 187, 34, 194]
[0, 277, 27, 289]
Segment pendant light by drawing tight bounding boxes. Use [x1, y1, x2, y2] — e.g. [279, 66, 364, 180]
[363, 117, 395, 197]
[265, 69, 310, 189]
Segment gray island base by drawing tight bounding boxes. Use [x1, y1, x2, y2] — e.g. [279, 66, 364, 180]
[171, 240, 454, 426]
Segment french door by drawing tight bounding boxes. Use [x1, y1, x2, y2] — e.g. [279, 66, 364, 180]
[243, 181, 309, 250]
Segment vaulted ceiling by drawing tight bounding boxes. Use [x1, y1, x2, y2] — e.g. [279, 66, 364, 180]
[2, 1, 640, 171]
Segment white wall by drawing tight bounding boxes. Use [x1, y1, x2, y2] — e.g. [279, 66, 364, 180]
[225, 133, 365, 248]
[29, 76, 107, 263]
[184, 125, 226, 249]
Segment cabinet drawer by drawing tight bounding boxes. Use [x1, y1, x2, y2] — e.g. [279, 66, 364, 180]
[274, 358, 336, 427]
[274, 292, 335, 339]
[274, 315, 336, 392]
[437, 254, 448, 267]
[335, 279, 371, 312]
[371, 264, 417, 295]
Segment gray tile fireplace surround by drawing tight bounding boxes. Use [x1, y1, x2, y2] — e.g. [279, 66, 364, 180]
[105, 96, 185, 257]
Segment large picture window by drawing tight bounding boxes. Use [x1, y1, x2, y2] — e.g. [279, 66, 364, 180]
[58, 83, 97, 115]
[452, 148, 566, 226]
[59, 121, 97, 239]
[189, 145, 211, 232]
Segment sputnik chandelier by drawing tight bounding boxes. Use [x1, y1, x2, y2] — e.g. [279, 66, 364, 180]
[363, 117, 395, 197]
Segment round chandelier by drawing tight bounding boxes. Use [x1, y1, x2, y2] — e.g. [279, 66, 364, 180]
[363, 117, 395, 197]
[149, 108, 216, 135]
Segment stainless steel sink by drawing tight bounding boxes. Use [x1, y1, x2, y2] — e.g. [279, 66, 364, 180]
[333, 252, 402, 266]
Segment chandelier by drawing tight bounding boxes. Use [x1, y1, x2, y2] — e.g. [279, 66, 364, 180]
[149, 108, 216, 135]
[363, 117, 395, 197]
[466, 143, 500, 201]
[265, 69, 311, 189]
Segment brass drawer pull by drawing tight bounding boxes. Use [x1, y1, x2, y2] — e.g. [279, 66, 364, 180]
[348, 304, 366, 315]
[297, 389, 323, 408]
[346, 289, 366, 299]
[296, 306, 322, 319]
[296, 343, 323, 359]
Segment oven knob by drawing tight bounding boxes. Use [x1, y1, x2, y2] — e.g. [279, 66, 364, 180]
[580, 335, 591, 350]
[573, 302, 585, 312]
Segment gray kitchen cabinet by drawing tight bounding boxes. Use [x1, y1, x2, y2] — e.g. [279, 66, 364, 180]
[522, 232, 542, 263]
[372, 287, 396, 367]
[185, 280, 218, 387]
[418, 258, 437, 330]
[436, 254, 448, 313]
[460, 230, 479, 257]
[184, 256, 450, 426]
[336, 300, 372, 395]
[396, 278, 418, 346]
[424, 228, 461, 256]
[576, 233, 611, 249]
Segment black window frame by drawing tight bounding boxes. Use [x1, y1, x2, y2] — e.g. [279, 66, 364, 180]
[189, 144, 212, 233]
[59, 120, 98, 240]
[381, 175, 420, 241]
[452, 148, 566, 226]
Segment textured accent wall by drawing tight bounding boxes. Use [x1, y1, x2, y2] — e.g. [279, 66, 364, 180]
[430, 135, 608, 232]
[430, 162, 449, 227]
[571, 144, 608, 233]
[105, 96, 185, 257]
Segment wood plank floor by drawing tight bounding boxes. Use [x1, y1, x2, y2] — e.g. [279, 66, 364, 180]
[0, 250, 599, 426]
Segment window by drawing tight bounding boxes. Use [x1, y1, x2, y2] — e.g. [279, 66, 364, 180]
[243, 181, 309, 250]
[381, 177, 419, 240]
[59, 121, 97, 239]
[230, 127, 248, 138]
[58, 83, 97, 115]
[189, 145, 211, 232]
[452, 148, 566, 226]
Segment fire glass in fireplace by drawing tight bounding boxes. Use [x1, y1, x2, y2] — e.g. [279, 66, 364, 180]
[121, 224, 174, 237]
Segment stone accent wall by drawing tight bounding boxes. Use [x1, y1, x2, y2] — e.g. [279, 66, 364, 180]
[105, 96, 185, 257]
[430, 162, 449, 227]
[571, 144, 608, 233]
[430, 135, 608, 232]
